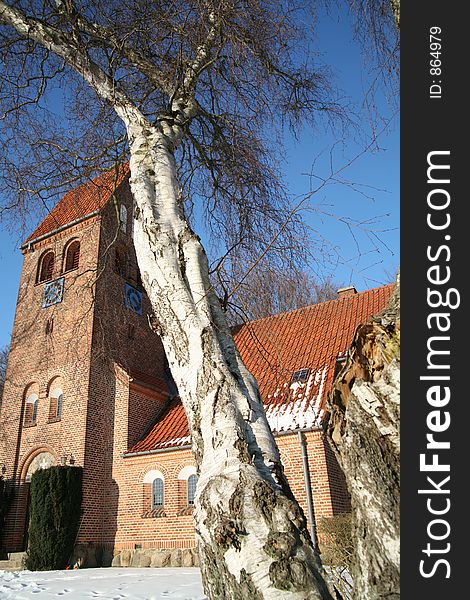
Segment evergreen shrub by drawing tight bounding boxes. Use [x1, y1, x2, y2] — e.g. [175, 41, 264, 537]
[0, 476, 13, 551]
[25, 466, 83, 570]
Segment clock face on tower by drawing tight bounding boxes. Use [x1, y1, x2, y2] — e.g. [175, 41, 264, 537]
[42, 277, 65, 308]
[124, 283, 143, 315]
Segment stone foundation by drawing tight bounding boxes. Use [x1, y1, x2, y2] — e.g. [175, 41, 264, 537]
[111, 547, 200, 568]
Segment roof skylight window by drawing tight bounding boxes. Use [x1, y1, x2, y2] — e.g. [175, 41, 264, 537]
[291, 368, 310, 383]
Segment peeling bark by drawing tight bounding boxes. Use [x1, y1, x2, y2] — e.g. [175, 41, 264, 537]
[121, 126, 335, 599]
[0, 3, 339, 596]
[328, 274, 400, 599]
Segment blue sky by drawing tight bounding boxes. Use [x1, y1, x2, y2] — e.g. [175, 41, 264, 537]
[0, 7, 399, 349]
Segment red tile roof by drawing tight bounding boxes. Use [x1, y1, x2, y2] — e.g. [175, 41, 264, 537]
[128, 397, 191, 453]
[25, 165, 129, 244]
[126, 284, 395, 454]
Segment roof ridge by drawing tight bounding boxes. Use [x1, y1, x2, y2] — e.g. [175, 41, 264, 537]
[231, 282, 395, 330]
[126, 281, 395, 454]
[24, 164, 130, 245]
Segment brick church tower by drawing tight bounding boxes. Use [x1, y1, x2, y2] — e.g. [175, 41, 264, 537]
[0, 169, 170, 555]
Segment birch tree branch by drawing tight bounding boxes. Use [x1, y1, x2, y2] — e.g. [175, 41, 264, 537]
[0, 1, 148, 129]
[54, 0, 172, 96]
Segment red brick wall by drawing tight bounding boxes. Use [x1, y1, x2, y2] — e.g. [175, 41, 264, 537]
[79, 182, 168, 545]
[277, 430, 350, 522]
[109, 448, 197, 550]
[278, 431, 333, 525]
[127, 386, 167, 450]
[106, 428, 350, 553]
[323, 436, 351, 514]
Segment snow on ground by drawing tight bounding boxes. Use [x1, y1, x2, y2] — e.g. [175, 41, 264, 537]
[0, 568, 207, 600]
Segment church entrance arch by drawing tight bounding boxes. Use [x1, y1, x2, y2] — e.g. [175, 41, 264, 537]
[24, 451, 57, 482]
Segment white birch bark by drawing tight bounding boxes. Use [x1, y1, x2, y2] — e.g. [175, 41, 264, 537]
[0, 3, 335, 597]
[123, 123, 334, 599]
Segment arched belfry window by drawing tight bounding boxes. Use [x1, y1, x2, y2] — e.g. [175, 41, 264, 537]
[37, 251, 55, 283]
[64, 240, 80, 272]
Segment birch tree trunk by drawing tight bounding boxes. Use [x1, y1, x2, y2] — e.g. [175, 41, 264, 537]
[0, 3, 337, 597]
[328, 275, 400, 599]
[122, 123, 334, 599]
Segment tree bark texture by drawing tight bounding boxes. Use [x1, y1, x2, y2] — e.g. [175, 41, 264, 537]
[123, 127, 335, 600]
[328, 275, 400, 600]
[0, 3, 336, 596]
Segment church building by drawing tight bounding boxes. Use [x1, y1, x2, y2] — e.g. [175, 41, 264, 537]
[0, 170, 394, 567]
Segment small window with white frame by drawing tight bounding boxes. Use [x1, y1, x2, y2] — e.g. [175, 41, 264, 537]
[142, 469, 166, 518]
[177, 465, 197, 514]
[152, 477, 164, 509]
[187, 474, 198, 507]
[291, 368, 310, 383]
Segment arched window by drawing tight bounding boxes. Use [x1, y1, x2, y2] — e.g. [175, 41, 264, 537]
[152, 477, 164, 509]
[114, 244, 127, 278]
[37, 251, 55, 283]
[24, 451, 57, 482]
[119, 205, 128, 233]
[47, 377, 64, 422]
[64, 240, 80, 272]
[177, 465, 197, 514]
[187, 474, 198, 506]
[142, 469, 166, 517]
[25, 393, 39, 426]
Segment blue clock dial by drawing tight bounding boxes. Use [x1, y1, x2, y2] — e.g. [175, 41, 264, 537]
[124, 283, 143, 315]
[42, 278, 64, 308]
